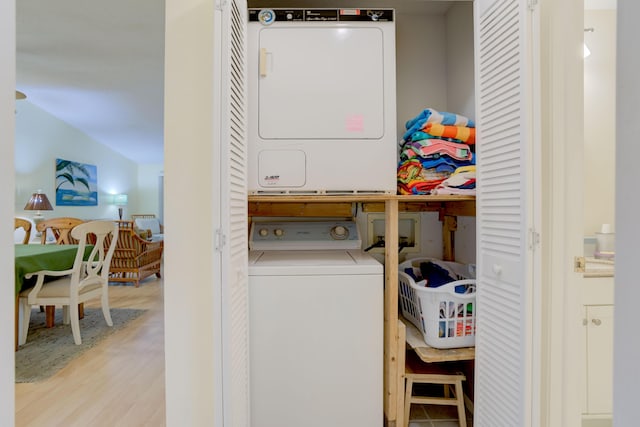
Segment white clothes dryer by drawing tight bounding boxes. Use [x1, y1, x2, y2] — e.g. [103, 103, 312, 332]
[248, 221, 383, 427]
[248, 8, 397, 194]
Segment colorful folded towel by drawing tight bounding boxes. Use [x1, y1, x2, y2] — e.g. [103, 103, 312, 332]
[401, 139, 473, 162]
[423, 123, 476, 144]
[403, 108, 475, 142]
[397, 160, 449, 195]
[398, 179, 446, 195]
[430, 166, 477, 195]
[439, 166, 476, 187]
[417, 154, 476, 173]
[403, 130, 466, 145]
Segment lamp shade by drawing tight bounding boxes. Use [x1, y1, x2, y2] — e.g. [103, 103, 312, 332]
[113, 194, 128, 206]
[24, 191, 53, 211]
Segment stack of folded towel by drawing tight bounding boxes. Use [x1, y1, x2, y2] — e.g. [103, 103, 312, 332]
[397, 108, 477, 195]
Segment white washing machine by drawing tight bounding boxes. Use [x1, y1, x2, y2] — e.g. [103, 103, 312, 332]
[248, 8, 397, 194]
[248, 221, 383, 427]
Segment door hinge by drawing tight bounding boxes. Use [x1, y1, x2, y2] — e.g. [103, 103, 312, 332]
[215, 0, 227, 11]
[215, 229, 227, 251]
[528, 228, 540, 250]
[574, 256, 586, 273]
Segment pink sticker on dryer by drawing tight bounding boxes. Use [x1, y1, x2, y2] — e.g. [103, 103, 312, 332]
[345, 114, 364, 132]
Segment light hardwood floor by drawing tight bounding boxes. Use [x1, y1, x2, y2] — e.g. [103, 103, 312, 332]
[15, 278, 166, 427]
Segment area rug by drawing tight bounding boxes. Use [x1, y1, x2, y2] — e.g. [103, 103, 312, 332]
[15, 307, 146, 383]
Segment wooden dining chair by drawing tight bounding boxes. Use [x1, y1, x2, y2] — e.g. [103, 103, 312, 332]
[14, 217, 32, 244]
[18, 220, 119, 345]
[37, 217, 85, 244]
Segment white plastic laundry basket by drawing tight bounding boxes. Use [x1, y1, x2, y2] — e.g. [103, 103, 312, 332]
[398, 258, 476, 349]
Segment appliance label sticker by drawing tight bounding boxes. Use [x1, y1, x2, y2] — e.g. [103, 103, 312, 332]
[346, 114, 364, 132]
[263, 175, 279, 185]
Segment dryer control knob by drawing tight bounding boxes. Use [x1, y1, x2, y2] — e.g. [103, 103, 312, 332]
[274, 228, 284, 237]
[258, 9, 276, 25]
[330, 225, 349, 240]
[259, 228, 269, 237]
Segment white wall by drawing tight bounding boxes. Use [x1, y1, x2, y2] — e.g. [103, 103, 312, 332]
[137, 163, 164, 219]
[446, 2, 475, 119]
[584, 9, 616, 236]
[14, 101, 158, 225]
[395, 12, 448, 140]
[1, 0, 16, 423]
[614, 1, 639, 426]
[165, 0, 219, 424]
[395, 3, 475, 139]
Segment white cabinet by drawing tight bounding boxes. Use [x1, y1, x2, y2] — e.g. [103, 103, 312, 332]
[582, 277, 614, 418]
[584, 305, 614, 415]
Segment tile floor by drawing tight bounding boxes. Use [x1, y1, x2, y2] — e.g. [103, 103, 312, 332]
[408, 403, 473, 427]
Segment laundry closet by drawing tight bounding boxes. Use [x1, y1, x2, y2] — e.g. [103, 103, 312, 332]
[245, 1, 481, 426]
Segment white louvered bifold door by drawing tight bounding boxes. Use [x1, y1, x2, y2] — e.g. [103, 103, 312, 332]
[218, 0, 249, 425]
[474, 0, 539, 426]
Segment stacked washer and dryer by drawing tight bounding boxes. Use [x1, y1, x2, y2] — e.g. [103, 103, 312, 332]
[247, 8, 396, 427]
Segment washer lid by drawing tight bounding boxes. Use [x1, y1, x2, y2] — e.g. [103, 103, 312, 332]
[248, 250, 383, 276]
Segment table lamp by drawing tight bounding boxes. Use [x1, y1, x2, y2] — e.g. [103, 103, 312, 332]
[24, 190, 53, 235]
[114, 193, 128, 220]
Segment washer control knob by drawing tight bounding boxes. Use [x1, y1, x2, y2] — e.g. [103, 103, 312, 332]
[274, 228, 284, 237]
[258, 228, 269, 237]
[330, 225, 349, 240]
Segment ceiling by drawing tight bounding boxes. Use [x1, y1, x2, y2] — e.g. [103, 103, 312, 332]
[16, 0, 166, 165]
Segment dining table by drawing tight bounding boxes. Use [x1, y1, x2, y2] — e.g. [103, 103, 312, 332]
[14, 244, 86, 295]
[14, 244, 92, 349]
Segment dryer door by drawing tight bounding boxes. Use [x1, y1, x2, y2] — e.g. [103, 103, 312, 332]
[258, 26, 385, 140]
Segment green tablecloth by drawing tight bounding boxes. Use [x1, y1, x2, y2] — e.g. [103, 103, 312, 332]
[14, 244, 85, 295]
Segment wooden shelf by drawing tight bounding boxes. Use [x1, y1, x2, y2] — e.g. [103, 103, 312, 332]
[248, 194, 475, 203]
[401, 316, 475, 363]
[248, 195, 476, 218]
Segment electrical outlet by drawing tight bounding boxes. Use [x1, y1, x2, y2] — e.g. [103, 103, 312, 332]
[365, 212, 421, 254]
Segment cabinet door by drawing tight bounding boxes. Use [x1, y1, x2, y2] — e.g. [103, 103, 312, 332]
[474, 0, 539, 425]
[585, 305, 614, 414]
[217, 0, 250, 425]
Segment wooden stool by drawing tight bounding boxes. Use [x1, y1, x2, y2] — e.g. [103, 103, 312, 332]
[404, 351, 468, 427]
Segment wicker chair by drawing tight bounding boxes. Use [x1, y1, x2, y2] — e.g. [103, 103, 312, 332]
[131, 214, 164, 239]
[108, 220, 163, 287]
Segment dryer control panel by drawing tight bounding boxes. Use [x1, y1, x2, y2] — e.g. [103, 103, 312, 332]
[249, 8, 394, 24]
